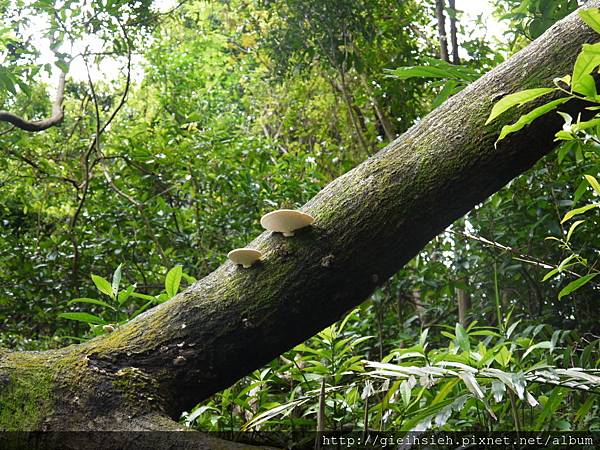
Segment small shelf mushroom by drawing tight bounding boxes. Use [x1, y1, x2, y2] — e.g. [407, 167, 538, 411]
[228, 248, 262, 268]
[260, 209, 315, 237]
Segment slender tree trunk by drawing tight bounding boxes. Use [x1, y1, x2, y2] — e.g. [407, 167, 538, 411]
[1, 3, 599, 437]
[435, 0, 450, 62]
[331, 71, 371, 155]
[457, 286, 470, 328]
[448, 0, 460, 64]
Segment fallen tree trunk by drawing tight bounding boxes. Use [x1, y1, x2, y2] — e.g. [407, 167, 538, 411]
[1, 1, 599, 438]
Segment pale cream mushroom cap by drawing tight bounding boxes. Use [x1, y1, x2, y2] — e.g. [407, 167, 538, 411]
[227, 248, 262, 268]
[260, 209, 315, 237]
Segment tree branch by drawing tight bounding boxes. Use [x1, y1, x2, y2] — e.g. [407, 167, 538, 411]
[0, 71, 67, 132]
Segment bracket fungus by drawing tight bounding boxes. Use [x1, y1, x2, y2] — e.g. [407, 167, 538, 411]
[227, 248, 262, 268]
[260, 209, 315, 237]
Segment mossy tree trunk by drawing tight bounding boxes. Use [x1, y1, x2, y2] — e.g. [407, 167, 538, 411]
[1, 2, 599, 441]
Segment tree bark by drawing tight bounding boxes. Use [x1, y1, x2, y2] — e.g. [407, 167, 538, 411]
[1, 1, 599, 437]
[457, 287, 470, 328]
[0, 72, 66, 132]
[435, 0, 450, 62]
[448, 0, 460, 64]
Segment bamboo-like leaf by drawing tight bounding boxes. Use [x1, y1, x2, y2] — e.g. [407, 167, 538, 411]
[67, 297, 116, 311]
[58, 312, 106, 325]
[566, 220, 585, 242]
[523, 341, 552, 359]
[486, 87, 555, 125]
[525, 390, 539, 407]
[458, 372, 485, 399]
[400, 379, 412, 406]
[497, 97, 570, 142]
[558, 273, 598, 299]
[492, 380, 506, 402]
[585, 174, 600, 195]
[455, 323, 470, 352]
[542, 267, 559, 282]
[561, 203, 599, 223]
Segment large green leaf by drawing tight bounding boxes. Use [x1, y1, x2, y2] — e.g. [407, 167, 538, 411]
[572, 42, 600, 97]
[91, 274, 114, 299]
[58, 312, 107, 325]
[561, 203, 599, 223]
[165, 265, 183, 299]
[558, 273, 598, 299]
[486, 88, 556, 125]
[579, 8, 600, 35]
[497, 97, 570, 141]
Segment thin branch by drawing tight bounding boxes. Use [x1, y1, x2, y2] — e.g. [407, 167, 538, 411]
[0, 71, 67, 132]
[453, 230, 599, 287]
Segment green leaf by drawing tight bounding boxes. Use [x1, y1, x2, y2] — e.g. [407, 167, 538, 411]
[130, 292, 157, 302]
[66, 297, 116, 311]
[58, 312, 106, 325]
[385, 59, 478, 82]
[455, 323, 470, 352]
[585, 174, 600, 195]
[111, 263, 122, 298]
[579, 8, 600, 34]
[182, 272, 197, 284]
[117, 285, 135, 305]
[558, 273, 598, 299]
[522, 341, 551, 359]
[494, 346, 512, 367]
[572, 43, 600, 97]
[55, 59, 69, 74]
[91, 274, 114, 299]
[486, 88, 556, 125]
[497, 97, 570, 142]
[566, 220, 585, 242]
[542, 267, 559, 282]
[400, 379, 412, 406]
[561, 203, 599, 223]
[165, 265, 183, 298]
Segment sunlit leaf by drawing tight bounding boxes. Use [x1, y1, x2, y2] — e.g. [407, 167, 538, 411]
[486, 87, 555, 125]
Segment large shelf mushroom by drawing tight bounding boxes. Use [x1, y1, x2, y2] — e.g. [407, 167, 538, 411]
[227, 248, 262, 268]
[260, 209, 314, 237]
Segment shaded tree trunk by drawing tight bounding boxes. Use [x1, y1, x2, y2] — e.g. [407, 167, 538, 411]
[457, 286, 470, 328]
[1, 3, 599, 442]
[435, 0, 450, 62]
[448, 0, 460, 64]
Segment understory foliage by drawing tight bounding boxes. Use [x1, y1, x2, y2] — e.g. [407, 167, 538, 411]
[0, 0, 598, 438]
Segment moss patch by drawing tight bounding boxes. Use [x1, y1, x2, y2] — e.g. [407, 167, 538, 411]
[0, 369, 53, 431]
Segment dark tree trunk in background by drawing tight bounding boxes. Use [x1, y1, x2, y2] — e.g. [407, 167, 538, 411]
[435, 0, 450, 62]
[448, 0, 460, 64]
[457, 286, 471, 327]
[1, 2, 599, 443]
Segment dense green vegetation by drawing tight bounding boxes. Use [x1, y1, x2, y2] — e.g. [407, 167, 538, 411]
[1, 0, 599, 441]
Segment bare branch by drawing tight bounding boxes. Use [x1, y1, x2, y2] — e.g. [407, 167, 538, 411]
[0, 71, 67, 132]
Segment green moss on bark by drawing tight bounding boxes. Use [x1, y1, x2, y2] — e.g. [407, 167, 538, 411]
[0, 370, 53, 430]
